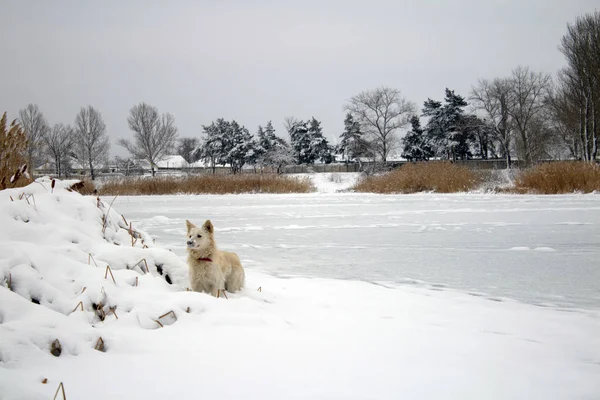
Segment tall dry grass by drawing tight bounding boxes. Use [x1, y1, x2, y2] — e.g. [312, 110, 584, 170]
[514, 161, 600, 194]
[0, 112, 31, 190]
[98, 174, 314, 195]
[353, 162, 480, 193]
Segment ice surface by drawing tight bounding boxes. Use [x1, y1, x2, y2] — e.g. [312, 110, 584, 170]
[116, 191, 600, 310]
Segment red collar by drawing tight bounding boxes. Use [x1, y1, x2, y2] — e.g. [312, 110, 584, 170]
[197, 257, 212, 262]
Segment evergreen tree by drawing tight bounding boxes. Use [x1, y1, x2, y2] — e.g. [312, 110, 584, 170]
[307, 117, 332, 164]
[443, 89, 472, 160]
[423, 89, 475, 160]
[401, 116, 434, 161]
[198, 119, 228, 174]
[258, 121, 292, 172]
[289, 120, 312, 164]
[337, 113, 367, 163]
[226, 120, 253, 174]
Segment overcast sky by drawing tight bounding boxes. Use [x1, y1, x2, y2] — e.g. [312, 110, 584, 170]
[1, 0, 597, 157]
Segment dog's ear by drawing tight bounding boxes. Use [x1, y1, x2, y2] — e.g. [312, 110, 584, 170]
[186, 220, 196, 234]
[203, 220, 213, 233]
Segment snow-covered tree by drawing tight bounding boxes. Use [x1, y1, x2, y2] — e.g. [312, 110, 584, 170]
[423, 89, 474, 160]
[289, 120, 312, 164]
[225, 120, 253, 174]
[289, 118, 332, 164]
[308, 117, 333, 163]
[337, 113, 368, 164]
[257, 121, 292, 172]
[401, 116, 434, 161]
[197, 119, 228, 174]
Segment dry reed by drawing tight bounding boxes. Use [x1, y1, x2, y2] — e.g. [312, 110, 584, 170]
[354, 162, 480, 194]
[98, 174, 314, 195]
[514, 161, 600, 194]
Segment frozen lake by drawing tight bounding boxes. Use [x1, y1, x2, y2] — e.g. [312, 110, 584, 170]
[114, 193, 600, 310]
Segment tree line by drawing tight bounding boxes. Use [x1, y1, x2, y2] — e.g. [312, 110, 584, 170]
[12, 11, 599, 178]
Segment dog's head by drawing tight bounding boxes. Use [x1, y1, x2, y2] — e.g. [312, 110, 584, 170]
[185, 219, 214, 253]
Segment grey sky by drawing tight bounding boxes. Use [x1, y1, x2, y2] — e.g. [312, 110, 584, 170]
[1, 0, 597, 157]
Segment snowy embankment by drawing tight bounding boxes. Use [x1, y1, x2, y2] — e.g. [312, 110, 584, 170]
[1, 178, 599, 399]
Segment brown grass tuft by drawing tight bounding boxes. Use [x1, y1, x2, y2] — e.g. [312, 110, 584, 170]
[514, 161, 600, 194]
[98, 174, 314, 195]
[354, 162, 480, 193]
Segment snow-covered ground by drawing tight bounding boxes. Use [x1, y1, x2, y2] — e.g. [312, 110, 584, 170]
[1, 178, 599, 399]
[292, 172, 361, 193]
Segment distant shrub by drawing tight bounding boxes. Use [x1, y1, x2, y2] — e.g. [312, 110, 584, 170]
[0, 112, 31, 190]
[99, 174, 315, 195]
[515, 161, 600, 194]
[353, 162, 480, 193]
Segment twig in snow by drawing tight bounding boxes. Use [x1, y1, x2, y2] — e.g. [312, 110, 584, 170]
[70, 301, 84, 314]
[104, 265, 116, 284]
[88, 253, 99, 268]
[52, 382, 66, 400]
[158, 310, 177, 320]
[132, 258, 150, 273]
[94, 337, 105, 352]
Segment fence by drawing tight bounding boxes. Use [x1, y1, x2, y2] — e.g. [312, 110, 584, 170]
[34, 158, 590, 180]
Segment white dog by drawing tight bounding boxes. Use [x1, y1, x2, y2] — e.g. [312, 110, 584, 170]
[185, 219, 245, 297]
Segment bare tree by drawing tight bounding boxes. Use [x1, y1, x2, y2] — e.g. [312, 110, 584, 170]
[558, 11, 600, 161]
[177, 137, 199, 164]
[548, 73, 583, 159]
[74, 106, 110, 180]
[283, 116, 300, 136]
[345, 87, 415, 162]
[114, 156, 143, 176]
[507, 66, 553, 165]
[45, 124, 75, 178]
[18, 104, 50, 169]
[119, 102, 178, 176]
[470, 78, 515, 167]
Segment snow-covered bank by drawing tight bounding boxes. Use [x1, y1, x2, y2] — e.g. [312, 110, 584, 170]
[1, 179, 599, 399]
